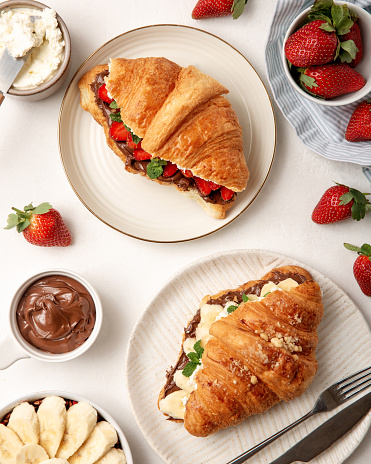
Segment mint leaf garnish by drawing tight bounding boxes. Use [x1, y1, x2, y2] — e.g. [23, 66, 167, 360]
[227, 305, 238, 314]
[147, 158, 167, 179]
[182, 363, 198, 377]
[109, 101, 118, 109]
[109, 113, 122, 122]
[242, 294, 249, 303]
[263, 292, 271, 297]
[182, 340, 204, 378]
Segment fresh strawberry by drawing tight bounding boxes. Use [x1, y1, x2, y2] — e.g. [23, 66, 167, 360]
[5, 203, 71, 247]
[299, 63, 365, 99]
[98, 84, 113, 104]
[162, 162, 178, 177]
[127, 132, 141, 149]
[312, 183, 371, 224]
[133, 148, 152, 161]
[109, 121, 130, 141]
[344, 243, 371, 296]
[220, 186, 234, 201]
[194, 177, 212, 196]
[285, 20, 338, 67]
[345, 101, 371, 143]
[340, 22, 363, 68]
[182, 169, 193, 178]
[192, 0, 248, 20]
[208, 181, 221, 190]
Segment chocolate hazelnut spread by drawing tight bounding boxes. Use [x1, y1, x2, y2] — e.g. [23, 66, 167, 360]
[16, 275, 96, 354]
[90, 71, 232, 205]
[163, 271, 308, 406]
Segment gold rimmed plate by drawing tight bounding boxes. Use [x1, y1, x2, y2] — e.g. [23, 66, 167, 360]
[58, 25, 276, 242]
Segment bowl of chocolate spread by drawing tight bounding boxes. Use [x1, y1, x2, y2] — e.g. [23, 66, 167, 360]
[1, 269, 102, 368]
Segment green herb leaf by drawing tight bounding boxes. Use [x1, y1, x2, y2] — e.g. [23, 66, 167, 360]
[193, 340, 204, 358]
[147, 158, 167, 179]
[242, 294, 249, 303]
[263, 292, 271, 297]
[182, 362, 198, 377]
[187, 352, 201, 364]
[131, 133, 141, 144]
[109, 113, 122, 122]
[231, 0, 248, 19]
[227, 305, 238, 314]
[109, 101, 118, 109]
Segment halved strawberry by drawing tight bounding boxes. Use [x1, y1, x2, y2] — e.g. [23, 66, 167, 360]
[98, 84, 113, 104]
[182, 169, 193, 178]
[163, 161, 178, 177]
[109, 122, 130, 141]
[194, 177, 212, 196]
[127, 133, 141, 149]
[220, 186, 234, 201]
[208, 181, 221, 190]
[133, 148, 152, 161]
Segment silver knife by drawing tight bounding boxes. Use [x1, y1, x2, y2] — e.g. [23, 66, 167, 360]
[0, 48, 31, 105]
[270, 391, 371, 464]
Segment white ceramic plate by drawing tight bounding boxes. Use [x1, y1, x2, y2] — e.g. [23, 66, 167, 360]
[126, 249, 371, 464]
[58, 25, 276, 242]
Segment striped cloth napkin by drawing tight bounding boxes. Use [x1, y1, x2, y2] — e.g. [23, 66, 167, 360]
[265, 0, 371, 180]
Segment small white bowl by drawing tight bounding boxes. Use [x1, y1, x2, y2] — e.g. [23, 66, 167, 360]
[0, 391, 133, 464]
[0, 0, 71, 101]
[0, 269, 102, 369]
[282, 1, 371, 106]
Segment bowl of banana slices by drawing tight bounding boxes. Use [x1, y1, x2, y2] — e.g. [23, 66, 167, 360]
[0, 392, 133, 464]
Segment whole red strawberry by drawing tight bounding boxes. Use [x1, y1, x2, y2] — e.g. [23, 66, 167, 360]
[312, 183, 371, 224]
[192, 0, 247, 19]
[340, 22, 363, 68]
[299, 63, 365, 99]
[285, 20, 338, 67]
[5, 203, 71, 247]
[345, 101, 371, 143]
[344, 243, 371, 296]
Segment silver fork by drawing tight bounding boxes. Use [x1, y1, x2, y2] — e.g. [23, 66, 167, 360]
[226, 365, 371, 464]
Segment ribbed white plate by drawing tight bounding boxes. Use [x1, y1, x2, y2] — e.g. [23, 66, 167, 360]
[126, 249, 371, 464]
[58, 25, 276, 243]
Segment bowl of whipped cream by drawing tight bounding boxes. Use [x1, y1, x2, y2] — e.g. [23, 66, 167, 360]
[0, 0, 71, 100]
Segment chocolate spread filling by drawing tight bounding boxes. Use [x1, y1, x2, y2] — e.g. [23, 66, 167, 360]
[91, 71, 233, 205]
[162, 271, 308, 409]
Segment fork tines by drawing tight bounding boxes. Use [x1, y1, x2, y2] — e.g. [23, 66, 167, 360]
[335, 366, 371, 398]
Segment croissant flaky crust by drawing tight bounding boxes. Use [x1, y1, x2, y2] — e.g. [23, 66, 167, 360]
[78, 57, 249, 219]
[159, 265, 324, 437]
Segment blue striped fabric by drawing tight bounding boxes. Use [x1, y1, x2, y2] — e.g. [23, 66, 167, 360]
[265, 0, 371, 172]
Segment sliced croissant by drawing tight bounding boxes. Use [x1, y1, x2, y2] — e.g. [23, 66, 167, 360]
[78, 57, 248, 219]
[158, 265, 324, 437]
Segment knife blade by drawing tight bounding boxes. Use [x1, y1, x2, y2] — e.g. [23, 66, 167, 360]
[0, 48, 30, 103]
[270, 391, 371, 464]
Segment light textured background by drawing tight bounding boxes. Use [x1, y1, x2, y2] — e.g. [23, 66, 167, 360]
[0, 1, 371, 463]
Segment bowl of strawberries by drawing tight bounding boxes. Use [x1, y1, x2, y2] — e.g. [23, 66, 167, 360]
[282, 0, 371, 106]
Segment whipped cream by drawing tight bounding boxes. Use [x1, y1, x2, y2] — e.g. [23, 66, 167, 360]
[0, 7, 65, 90]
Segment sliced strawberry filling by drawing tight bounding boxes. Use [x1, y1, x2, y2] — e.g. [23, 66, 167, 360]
[96, 82, 236, 203]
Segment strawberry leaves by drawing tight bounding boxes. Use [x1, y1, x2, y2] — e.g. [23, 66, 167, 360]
[231, 0, 248, 19]
[5, 202, 52, 233]
[339, 186, 371, 221]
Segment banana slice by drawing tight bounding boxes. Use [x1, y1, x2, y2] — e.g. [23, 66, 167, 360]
[39, 459, 69, 464]
[0, 424, 23, 464]
[95, 449, 127, 464]
[37, 397, 66, 458]
[16, 444, 49, 464]
[8, 402, 40, 445]
[68, 421, 117, 464]
[55, 402, 97, 460]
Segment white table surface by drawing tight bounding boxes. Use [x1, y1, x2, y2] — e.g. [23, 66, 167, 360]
[0, 0, 370, 463]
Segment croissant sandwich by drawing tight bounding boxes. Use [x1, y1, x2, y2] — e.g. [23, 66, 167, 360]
[78, 57, 249, 219]
[158, 265, 324, 437]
